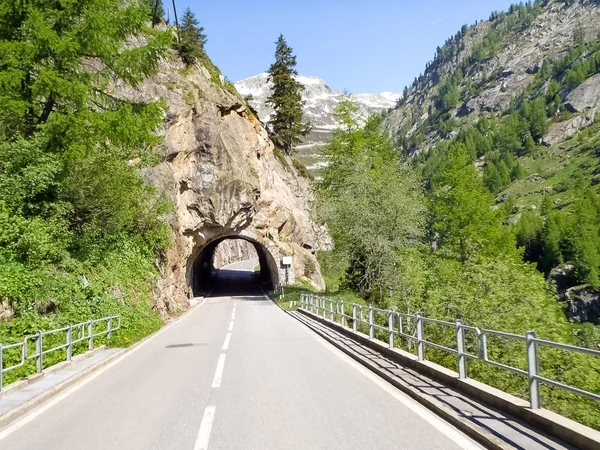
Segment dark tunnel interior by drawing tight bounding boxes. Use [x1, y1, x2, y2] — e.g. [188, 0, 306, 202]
[190, 236, 279, 297]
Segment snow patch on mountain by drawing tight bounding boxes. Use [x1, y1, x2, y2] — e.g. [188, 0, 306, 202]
[234, 73, 400, 177]
[234, 73, 401, 128]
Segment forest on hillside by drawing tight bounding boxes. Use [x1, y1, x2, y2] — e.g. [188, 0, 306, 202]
[315, 0, 600, 430]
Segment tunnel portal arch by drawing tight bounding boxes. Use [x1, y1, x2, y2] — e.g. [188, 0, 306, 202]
[188, 235, 280, 297]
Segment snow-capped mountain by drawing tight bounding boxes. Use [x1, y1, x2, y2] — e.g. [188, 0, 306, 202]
[235, 72, 399, 128]
[234, 73, 401, 176]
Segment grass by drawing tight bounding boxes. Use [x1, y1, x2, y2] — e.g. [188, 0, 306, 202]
[271, 251, 366, 313]
[273, 147, 290, 169]
[292, 157, 314, 180]
[501, 120, 600, 217]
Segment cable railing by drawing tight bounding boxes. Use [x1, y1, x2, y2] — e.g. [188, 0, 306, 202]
[0, 315, 120, 392]
[299, 293, 600, 410]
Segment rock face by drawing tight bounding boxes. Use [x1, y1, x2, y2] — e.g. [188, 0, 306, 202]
[213, 240, 258, 269]
[383, 0, 600, 154]
[564, 286, 600, 324]
[114, 56, 330, 316]
[235, 73, 400, 177]
[565, 73, 600, 112]
[0, 299, 14, 322]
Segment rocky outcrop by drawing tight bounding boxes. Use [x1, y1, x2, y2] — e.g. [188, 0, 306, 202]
[548, 265, 600, 324]
[0, 299, 14, 322]
[564, 286, 600, 324]
[564, 73, 600, 112]
[383, 0, 600, 152]
[213, 240, 258, 269]
[113, 54, 330, 316]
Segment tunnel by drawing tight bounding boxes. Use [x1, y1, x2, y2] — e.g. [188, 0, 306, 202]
[189, 236, 279, 297]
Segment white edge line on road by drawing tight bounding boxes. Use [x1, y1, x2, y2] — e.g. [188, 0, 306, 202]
[309, 324, 482, 450]
[222, 333, 232, 351]
[267, 289, 481, 450]
[228, 320, 234, 331]
[211, 354, 226, 388]
[0, 300, 208, 442]
[194, 405, 216, 450]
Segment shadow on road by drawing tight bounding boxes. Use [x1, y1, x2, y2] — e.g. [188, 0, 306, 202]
[207, 268, 267, 299]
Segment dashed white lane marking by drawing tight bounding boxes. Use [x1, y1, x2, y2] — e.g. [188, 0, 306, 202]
[234, 302, 237, 306]
[194, 405, 216, 450]
[0, 300, 209, 443]
[222, 332, 232, 351]
[231, 311, 235, 320]
[211, 354, 226, 388]
[228, 320, 234, 331]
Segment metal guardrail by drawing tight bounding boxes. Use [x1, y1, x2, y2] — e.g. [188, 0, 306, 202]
[300, 294, 600, 410]
[0, 315, 120, 392]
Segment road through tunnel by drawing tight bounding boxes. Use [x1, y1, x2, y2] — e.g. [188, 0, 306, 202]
[189, 236, 279, 297]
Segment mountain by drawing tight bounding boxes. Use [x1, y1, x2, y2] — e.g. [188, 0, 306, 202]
[382, 0, 600, 321]
[383, 0, 600, 155]
[235, 73, 400, 176]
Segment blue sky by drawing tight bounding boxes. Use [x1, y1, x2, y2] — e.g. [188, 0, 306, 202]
[177, 1, 517, 94]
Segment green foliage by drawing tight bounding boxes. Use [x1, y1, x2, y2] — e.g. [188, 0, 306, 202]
[530, 187, 600, 287]
[266, 35, 309, 155]
[319, 100, 426, 302]
[292, 157, 313, 180]
[177, 8, 207, 66]
[147, 0, 165, 27]
[431, 145, 516, 262]
[0, 0, 173, 381]
[318, 100, 600, 429]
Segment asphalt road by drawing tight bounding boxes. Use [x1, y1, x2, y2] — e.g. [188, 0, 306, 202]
[0, 259, 481, 450]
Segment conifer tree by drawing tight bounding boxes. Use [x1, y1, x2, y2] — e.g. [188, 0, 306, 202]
[177, 8, 207, 65]
[267, 35, 309, 155]
[148, 0, 165, 27]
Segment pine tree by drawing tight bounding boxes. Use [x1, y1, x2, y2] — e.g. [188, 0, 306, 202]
[148, 0, 165, 27]
[177, 8, 207, 65]
[267, 35, 309, 155]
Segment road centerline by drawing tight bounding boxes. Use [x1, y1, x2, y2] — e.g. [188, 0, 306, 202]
[194, 405, 216, 450]
[222, 332, 232, 350]
[212, 354, 227, 388]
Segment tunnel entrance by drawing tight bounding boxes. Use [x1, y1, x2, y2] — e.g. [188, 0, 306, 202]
[189, 236, 279, 298]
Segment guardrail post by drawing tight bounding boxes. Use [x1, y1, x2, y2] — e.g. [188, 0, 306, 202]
[456, 319, 466, 379]
[330, 300, 334, 321]
[0, 343, 3, 391]
[388, 309, 394, 348]
[36, 330, 43, 373]
[341, 303, 346, 327]
[526, 331, 540, 409]
[107, 317, 113, 341]
[88, 320, 93, 350]
[416, 313, 424, 361]
[66, 325, 73, 361]
[368, 305, 374, 339]
[352, 303, 357, 333]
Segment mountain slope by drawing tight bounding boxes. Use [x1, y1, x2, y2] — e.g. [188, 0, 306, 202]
[382, 0, 600, 322]
[235, 73, 400, 176]
[384, 0, 600, 154]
